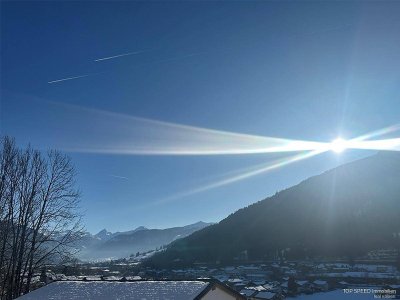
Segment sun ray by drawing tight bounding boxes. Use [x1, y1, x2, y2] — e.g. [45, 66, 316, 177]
[154, 149, 327, 205]
[48, 102, 329, 156]
[327, 124, 400, 153]
[345, 138, 400, 151]
[351, 124, 400, 142]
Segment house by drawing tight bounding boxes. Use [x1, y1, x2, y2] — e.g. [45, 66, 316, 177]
[213, 275, 229, 282]
[337, 281, 348, 288]
[124, 276, 142, 281]
[262, 283, 281, 293]
[227, 278, 244, 284]
[251, 291, 279, 300]
[313, 280, 328, 291]
[17, 280, 246, 300]
[385, 284, 400, 295]
[82, 276, 102, 281]
[240, 288, 257, 297]
[246, 273, 268, 283]
[296, 280, 312, 293]
[233, 282, 247, 291]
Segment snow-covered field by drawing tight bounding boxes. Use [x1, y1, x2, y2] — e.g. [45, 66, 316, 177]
[17, 281, 209, 300]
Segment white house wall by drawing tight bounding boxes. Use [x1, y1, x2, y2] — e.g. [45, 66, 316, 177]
[201, 286, 239, 300]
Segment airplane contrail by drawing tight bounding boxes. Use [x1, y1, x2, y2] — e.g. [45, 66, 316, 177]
[48, 50, 205, 84]
[94, 51, 143, 62]
[48, 74, 91, 84]
[110, 174, 129, 180]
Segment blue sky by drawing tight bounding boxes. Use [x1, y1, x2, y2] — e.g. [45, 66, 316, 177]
[1, 1, 400, 233]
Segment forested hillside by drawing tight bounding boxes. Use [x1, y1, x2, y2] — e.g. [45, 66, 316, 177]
[149, 152, 400, 267]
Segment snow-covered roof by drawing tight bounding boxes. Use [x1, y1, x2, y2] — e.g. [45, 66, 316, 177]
[238, 266, 261, 270]
[124, 276, 142, 281]
[254, 291, 276, 299]
[17, 281, 210, 300]
[240, 288, 256, 297]
[297, 280, 309, 286]
[103, 276, 122, 281]
[83, 276, 102, 281]
[388, 284, 400, 289]
[253, 281, 267, 286]
[212, 275, 229, 282]
[245, 285, 266, 292]
[263, 283, 273, 288]
[271, 263, 279, 268]
[227, 278, 243, 283]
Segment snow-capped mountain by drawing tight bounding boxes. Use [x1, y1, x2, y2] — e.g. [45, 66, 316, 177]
[94, 229, 114, 241]
[76, 221, 212, 261]
[93, 226, 148, 242]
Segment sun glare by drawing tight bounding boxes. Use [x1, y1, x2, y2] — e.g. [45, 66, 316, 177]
[330, 138, 347, 153]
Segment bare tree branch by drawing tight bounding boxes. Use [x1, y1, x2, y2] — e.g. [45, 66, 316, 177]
[0, 136, 83, 299]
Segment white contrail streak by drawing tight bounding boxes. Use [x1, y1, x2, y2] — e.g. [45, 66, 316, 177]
[94, 51, 143, 62]
[48, 74, 90, 84]
[110, 174, 129, 180]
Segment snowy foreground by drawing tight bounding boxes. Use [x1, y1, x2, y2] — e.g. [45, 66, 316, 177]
[17, 281, 209, 300]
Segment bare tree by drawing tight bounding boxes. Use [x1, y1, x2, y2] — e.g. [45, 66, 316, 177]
[0, 136, 83, 299]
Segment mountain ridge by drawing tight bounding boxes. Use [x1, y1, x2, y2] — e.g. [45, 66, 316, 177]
[94, 226, 149, 241]
[148, 152, 400, 267]
[76, 221, 214, 261]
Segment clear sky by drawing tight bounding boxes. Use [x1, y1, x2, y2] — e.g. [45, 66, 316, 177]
[1, 1, 399, 233]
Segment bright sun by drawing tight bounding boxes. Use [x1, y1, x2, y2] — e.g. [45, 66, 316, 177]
[330, 138, 347, 153]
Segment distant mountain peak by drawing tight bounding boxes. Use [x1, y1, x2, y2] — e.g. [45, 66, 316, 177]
[184, 221, 214, 228]
[94, 229, 113, 241]
[77, 221, 213, 261]
[133, 226, 148, 232]
[96, 228, 110, 235]
[193, 221, 207, 225]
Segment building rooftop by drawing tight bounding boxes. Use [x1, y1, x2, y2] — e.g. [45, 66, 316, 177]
[17, 280, 245, 300]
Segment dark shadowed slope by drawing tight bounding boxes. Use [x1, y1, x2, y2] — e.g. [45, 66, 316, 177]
[149, 152, 400, 267]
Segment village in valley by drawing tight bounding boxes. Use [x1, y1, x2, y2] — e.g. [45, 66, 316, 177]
[29, 248, 400, 299]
